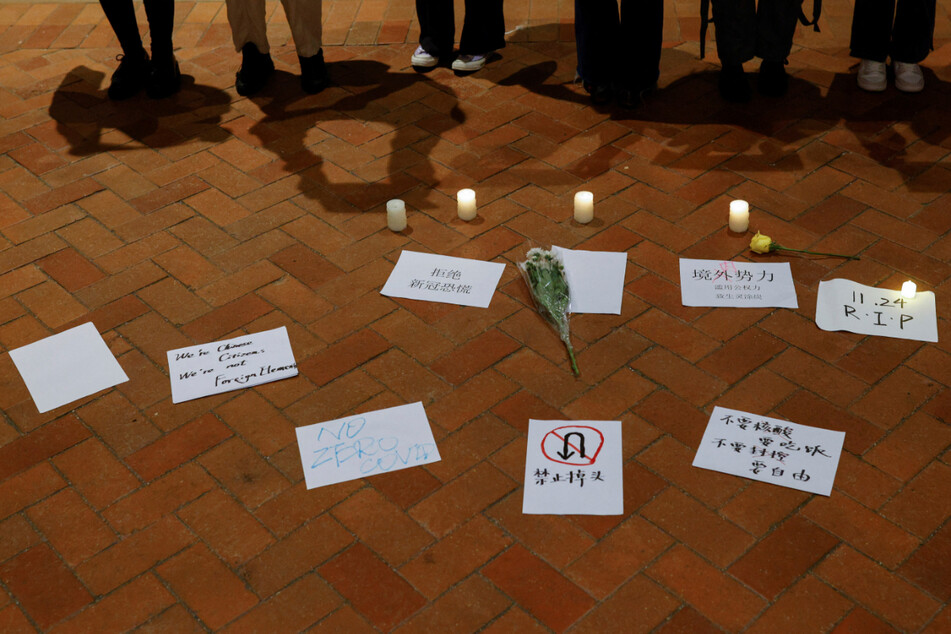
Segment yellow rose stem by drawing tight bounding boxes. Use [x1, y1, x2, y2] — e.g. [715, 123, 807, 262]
[771, 244, 860, 260]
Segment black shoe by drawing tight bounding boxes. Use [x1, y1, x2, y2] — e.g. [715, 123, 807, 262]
[757, 59, 788, 97]
[583, 82, 613, 105]
[235, 42, 274, 96]
[299, 49, 329, 94]
[107, 51, 149, 100]
[146, 54, 181, 99]
[718, 63, 751, 103]
[617, 82, 656, 109]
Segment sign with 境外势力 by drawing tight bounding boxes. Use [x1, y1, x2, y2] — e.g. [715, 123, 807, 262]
[815, 279, 937, 342]
[692, 406, 844, 496]
[679, 258, 798, 308]
[166, 327, 298, 403]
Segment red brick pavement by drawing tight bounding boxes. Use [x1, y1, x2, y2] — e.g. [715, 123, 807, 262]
[0, 0, 949, 631]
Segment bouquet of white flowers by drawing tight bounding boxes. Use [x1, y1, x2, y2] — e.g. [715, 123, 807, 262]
[518, 247, 580, 377]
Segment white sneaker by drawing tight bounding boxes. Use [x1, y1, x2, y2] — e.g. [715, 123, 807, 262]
[451, 54, 487, 72]
[894, 61, 924, 93]
[411, 46, 438, 67]
[856, 59, 886, 92]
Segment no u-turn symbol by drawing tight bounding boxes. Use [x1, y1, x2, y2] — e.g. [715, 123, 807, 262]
[541, 425, 605, 466]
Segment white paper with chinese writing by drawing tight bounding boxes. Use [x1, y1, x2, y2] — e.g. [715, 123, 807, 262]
[9, 322, 129, 414]
[693, 406, 844, 496]
[679, 258, 798, 308]
[380, 250, 505, 308]
[167, 327, 298, 403]
[523, 420, 623, 515]
[551, 246, 627, 314]
[296, 402, 441, 489]
[815, 279, 937, 343]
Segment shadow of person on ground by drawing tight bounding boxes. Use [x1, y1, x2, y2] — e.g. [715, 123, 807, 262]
[49, 65, 232, 156]
[240, 58, 466, 214]
[496, 44, 950, 190]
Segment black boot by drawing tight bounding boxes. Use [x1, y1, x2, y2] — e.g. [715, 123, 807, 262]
[147, 54, 181, 99]
[235, 42, 274, 96]
[719, 63, 751, 103]
[299, 49, 329, 94]
[107, 50, 149, 100]
[757, 59, 788, 97]
[583, 82, 613, 106]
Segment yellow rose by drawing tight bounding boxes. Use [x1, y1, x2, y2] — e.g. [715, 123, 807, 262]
[750, 232, 774, 254]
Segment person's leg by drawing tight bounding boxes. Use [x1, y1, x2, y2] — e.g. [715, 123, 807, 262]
[711, 0, 757, 101]
[849, 0, 894, 62]
[416, 0, 454, 59]
[142, 0, 179, 98]
[890, 0, 934, 91]
[225, 0, 274, 95]
[753, 0, 803, 95]
[283, 0, 328, 93]
[458, 0, 506, 55]
[891, 0, 935, 63]
[574, 0, 620, 103]
[99, 0, 146, 57]
[620, 0, 663, 91]
[98, 0, 149, 99]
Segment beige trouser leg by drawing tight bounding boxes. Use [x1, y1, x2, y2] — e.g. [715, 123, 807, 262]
[281, 0, 322, 58]
[225, 0, 322, 58]
[224, 0, 271, 54]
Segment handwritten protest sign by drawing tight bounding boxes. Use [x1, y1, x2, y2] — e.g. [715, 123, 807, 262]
[380, 250, 505, 308]
[9, 322, 129, 413]
[523, 420, 623, 515]
[680, 258, 798, 308]
[296, 402, 441, 489]
[816, 279, 937, 342]
[693, 406, 844, 496]
[551, 246, 627, 314]
[167, 327, 298, 403]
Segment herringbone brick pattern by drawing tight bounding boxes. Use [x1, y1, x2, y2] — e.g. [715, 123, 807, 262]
[0, 0, 949, 631]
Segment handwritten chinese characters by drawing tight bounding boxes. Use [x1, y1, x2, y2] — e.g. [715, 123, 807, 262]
[167, 327, 298, 403]
[295, 402, 441, 489]
[679, 258, 798, 308]
[523, 420, 623, 515]
[693, 406, 844, 496]
[381, 250, 505, 308]
[816, 279, 938, 342]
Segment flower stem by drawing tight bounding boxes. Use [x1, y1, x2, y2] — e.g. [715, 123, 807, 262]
[564, 340, 580, 377]
[775, 245, 860, 260]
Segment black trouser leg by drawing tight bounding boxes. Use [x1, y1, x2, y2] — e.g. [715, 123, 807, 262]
[574, 0, 621, 87]
[849, 0, 894, 61]
[620, 0, 663, 89]
[891, 0, 935, 62]
[458, 0, 505, 55]
[754, 0, 804, 62]
[98, 0, 146, 58]
[416, 0, 454, 58]
[711, 0, 757, 65]
[143, 0, 175, 59]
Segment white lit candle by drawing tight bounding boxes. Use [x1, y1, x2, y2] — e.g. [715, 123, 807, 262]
[457, 189, 477, 221]
[574, 191, 594, 224]
[386, 199, 407, 232]
[729, 200, 750, 232]
[901, 281, 917, 299]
